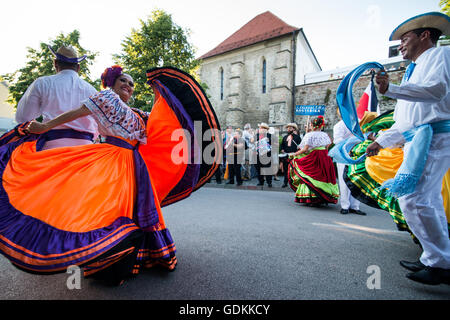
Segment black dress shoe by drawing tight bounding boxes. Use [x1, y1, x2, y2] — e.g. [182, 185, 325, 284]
[267, 183, 272, 188]
[237, 182, 243, 186]
[340, 209, 349, 214]
[406, 266, 450, 285]
[256, 182, 264, 186]
[400, 260, 425, 272]
[226, 181, 234, 184]
[349, 209, 366, 216]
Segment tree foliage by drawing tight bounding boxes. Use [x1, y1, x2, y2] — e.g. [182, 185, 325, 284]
[1, 30, 98, 108]
[114, 9, 200, 111]
[440, 0, 450, 16]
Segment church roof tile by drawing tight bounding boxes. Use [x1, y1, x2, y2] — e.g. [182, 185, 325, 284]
[199, 11, 299, 59]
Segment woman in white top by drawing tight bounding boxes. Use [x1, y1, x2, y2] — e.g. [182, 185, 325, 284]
[288, 116, 339, 206]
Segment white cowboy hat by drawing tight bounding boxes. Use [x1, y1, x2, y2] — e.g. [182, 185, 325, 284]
[389, 11, 450, 41]
[258, 122, 269, 129]
[48, 45, 87, 63]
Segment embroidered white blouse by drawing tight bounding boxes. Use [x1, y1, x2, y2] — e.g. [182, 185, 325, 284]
[83, 90, 149, 144]
[300, 131, 331, 149]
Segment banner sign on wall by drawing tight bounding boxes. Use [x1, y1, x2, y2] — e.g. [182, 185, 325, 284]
[295, 105, 326, 116]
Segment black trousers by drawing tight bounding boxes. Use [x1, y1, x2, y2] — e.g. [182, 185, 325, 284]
[228, 163, 242, 183]
[255, 155, 272, 185]
[215, 164, 222, 182]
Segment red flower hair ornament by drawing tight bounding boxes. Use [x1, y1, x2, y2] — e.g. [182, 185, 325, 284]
[312, 115, 325, 129]
[101, 65, 123, 89]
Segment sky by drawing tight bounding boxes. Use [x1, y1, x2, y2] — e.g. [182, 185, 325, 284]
[0, 0, 442, 80]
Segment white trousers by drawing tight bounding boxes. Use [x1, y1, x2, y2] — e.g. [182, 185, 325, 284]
[399, 132, 450, 269]
[337, 163, 360, 210]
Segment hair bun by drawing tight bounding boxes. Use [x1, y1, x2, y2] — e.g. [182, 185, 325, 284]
[101, 65, 123, 89]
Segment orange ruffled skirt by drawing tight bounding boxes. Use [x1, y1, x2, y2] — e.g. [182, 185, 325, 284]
[0, 67, 221, 281]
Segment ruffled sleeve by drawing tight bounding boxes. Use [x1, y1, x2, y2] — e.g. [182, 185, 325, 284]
[300, 131, 331, 148]
[83, 90, 147, 143]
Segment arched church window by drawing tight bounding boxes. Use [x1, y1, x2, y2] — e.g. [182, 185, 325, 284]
[262, 59, 267, 94]
[220, 68, 224, 100]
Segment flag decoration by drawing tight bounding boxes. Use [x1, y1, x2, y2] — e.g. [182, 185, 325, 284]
[336, 62, 384, 141]
[356, 72, 380, 119]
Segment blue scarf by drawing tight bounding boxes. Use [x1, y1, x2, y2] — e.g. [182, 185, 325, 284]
[335, 62, 385, 141]
[329, 134, 369, 164]
[380, 120, 450, 198]
[330, 62, 385, 165]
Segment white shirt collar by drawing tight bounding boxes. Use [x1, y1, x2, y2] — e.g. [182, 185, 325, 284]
[413, 46, 435, 64]
[58, 69, 78, 75]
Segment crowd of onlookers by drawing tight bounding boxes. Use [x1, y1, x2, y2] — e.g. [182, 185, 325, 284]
[209, 122, 306, 188]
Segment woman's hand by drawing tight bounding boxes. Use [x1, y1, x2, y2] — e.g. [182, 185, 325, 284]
[24, 105, 92, 135]
[26, 120, 49, 134]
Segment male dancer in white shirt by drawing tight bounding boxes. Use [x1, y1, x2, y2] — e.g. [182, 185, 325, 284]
[367, 12, 450, 285]
[16, 45, 98, 150]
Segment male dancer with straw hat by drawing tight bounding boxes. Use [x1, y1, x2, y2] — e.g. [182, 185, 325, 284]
[367, 12, 450, 285]
[16, 45, 98, 150]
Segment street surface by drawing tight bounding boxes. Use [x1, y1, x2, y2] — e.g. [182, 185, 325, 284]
[0, 187, 449, 300]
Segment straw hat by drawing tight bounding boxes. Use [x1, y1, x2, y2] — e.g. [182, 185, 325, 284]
[258, 122, 269, 129]
[389, 12, 450, 41]
[284, 123, 298, 131]
[48, 45, 87, 63]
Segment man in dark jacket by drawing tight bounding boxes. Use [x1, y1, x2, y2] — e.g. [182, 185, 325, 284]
[280, 123, 302, 187]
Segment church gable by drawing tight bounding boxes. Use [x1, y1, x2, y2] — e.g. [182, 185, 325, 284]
[199, 11, 321, 130]
[200, 11, 298, 60]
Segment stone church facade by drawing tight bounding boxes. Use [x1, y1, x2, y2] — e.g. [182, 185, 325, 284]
[199, 11, 321, 130]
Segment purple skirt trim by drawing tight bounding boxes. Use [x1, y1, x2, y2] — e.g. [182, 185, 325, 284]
[35, 129, 94, 151]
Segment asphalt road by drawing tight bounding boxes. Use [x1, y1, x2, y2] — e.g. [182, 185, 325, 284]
[0, 187, 449, 300]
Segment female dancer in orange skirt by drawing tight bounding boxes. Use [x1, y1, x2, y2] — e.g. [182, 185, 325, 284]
[0, 65, 221, 285]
